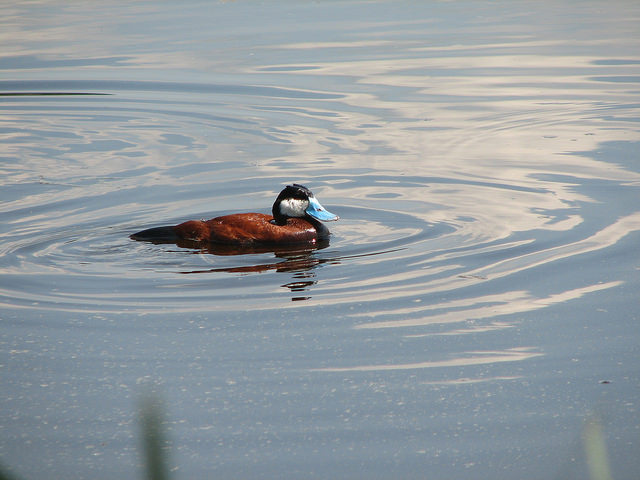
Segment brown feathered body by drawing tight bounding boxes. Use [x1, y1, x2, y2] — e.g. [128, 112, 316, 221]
[173, 213, 326, 244]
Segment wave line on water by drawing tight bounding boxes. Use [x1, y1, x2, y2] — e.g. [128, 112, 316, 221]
[311, 346, 543, 372]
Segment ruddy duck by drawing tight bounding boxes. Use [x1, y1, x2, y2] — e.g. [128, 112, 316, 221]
[130, 184, 338, 245]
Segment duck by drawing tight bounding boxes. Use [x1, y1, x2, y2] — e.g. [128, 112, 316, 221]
[130, 184, 339, 245]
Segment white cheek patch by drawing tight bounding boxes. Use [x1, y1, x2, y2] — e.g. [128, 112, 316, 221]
[279, 198, 308, 217]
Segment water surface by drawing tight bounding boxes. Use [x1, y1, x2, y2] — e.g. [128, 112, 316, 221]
[1, 1, 640, 479]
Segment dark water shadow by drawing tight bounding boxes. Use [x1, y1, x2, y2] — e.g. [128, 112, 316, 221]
[161, 239, 338, 300]
[0, 79, 343, 100]
[0, 92, 111, 96]
[175, 239, 335, 274]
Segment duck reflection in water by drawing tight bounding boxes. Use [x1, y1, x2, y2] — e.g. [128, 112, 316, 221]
[179, 241, 336, 300]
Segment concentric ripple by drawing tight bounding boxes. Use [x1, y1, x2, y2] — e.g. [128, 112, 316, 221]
[1, 66, 639, 320]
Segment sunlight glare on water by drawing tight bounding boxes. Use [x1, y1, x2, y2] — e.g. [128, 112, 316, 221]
[1, 1, 640, 479]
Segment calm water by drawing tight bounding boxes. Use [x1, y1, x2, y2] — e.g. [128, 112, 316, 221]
[2, 1, 640, 479]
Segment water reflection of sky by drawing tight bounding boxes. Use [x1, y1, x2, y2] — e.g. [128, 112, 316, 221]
[2, 1, 640, 479]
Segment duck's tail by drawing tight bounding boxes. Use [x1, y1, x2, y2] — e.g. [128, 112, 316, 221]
[130, 226, 179, 243]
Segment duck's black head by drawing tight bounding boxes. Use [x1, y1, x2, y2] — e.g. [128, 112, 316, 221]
[272, 184, 339, 225]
